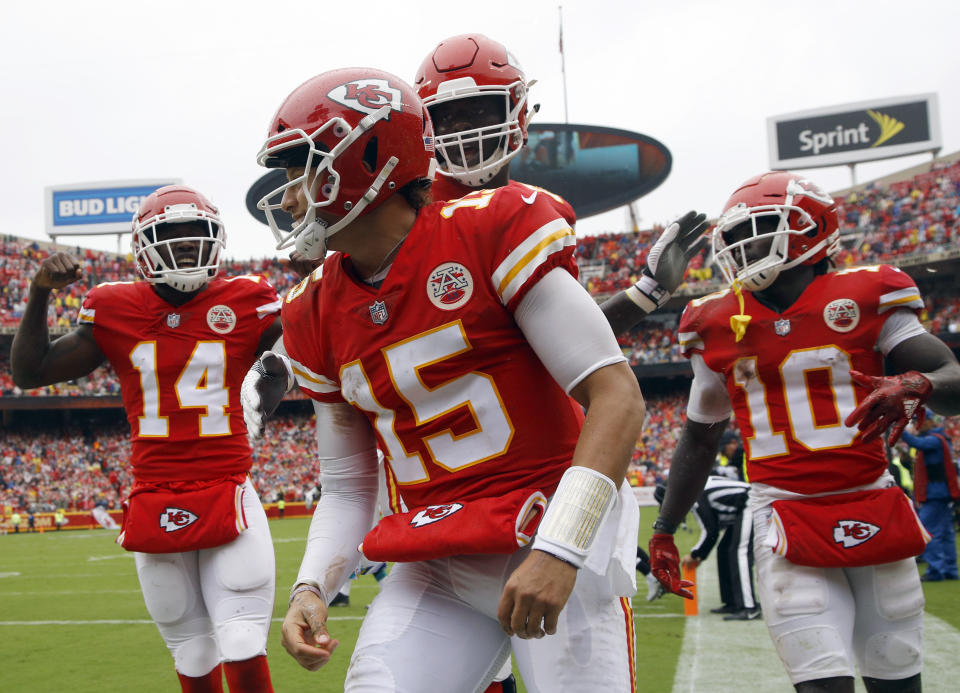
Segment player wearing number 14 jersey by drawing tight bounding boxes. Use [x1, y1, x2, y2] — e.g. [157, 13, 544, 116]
[11, 185, 283, 693]
[651, 171, 960, 693]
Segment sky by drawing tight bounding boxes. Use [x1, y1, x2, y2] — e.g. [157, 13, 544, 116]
[1, 0, 958, 260]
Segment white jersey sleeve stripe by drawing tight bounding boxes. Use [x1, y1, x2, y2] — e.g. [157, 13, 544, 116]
[686, 354, 733, 424]
[256, 298, 282, 319]
[876, 309, 928, 356]
[290, 358, 340, 394]
[678, 330, 703, 356]
[492, 218, 575, 306]
[878, 287, 923, 314]
[78, 307, 95, 325]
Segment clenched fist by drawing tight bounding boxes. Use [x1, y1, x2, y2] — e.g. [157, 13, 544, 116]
[33, 252, 83, 290]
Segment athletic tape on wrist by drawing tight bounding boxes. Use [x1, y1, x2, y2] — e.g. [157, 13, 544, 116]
[532, 466, 618, 569]
[625, 274, 670, 314]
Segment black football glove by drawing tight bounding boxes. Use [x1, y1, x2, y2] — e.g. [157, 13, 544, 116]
[628, 210, 709, 313]
[241, 351, 295, 443]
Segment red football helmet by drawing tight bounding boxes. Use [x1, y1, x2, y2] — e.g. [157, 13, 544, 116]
[415, 33, 532, 187]
[256, 67, 435, 260]
[131, 185, 225, 293]
[712, 171, 840, 291]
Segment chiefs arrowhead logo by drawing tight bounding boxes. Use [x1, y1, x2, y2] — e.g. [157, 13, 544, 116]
[328, 79, 403, 117]
[833, 519, 880, 548]
[410, 503, 464, 528]
[160, 507, 199, 533]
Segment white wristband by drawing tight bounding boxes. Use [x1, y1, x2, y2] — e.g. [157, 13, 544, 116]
[625, 274, 670, 315]
[532, 466, 618, 569]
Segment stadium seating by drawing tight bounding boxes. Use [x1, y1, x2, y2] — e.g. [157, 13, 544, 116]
[2, 159, 960, 513]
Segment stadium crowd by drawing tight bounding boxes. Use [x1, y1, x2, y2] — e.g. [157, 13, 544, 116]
[3, 160, 960, 514]
[834, 158, 960, 266]
[1, 390, 696, 514]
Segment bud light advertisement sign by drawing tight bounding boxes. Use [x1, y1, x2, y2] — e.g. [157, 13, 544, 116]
[45, 179, 180, 236]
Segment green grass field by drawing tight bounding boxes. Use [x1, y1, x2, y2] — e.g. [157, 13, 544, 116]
[1, 509, 957, 692]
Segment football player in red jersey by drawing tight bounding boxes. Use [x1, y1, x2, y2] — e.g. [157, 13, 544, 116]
[11, 185, 283, 693]
[411, 32, 711, 691]
[248, 66, 646, 692]
[414, 33, 708, 336]
[650, 171, 960, 693]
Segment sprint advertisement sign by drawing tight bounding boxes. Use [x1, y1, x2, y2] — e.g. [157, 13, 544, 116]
[45, 179, 179, 236]
[768, 94, 940, 169]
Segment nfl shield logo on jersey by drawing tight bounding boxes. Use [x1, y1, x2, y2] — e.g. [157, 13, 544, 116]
[823, 298, 860, 333]
[427, 262, 474, 311]
[160, 507, 199, 533]
[833, 519, 880, 548]
[369, 300, 389, 325]
[166, 313, 181, 328]
[774, 318, 791, 336]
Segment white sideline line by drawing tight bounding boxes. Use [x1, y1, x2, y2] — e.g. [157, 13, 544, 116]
[0, 616, 368, 626]
[673, 553, 960, 692]
[1, 589, 141, 596]
[87, 554, 134, 561]
[0, 611, 684, 628]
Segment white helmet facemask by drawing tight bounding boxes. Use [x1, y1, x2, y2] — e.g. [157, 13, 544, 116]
[426, 78, 530, 187]
[256, 106, 399, 261]
[132, 204, 225, 293]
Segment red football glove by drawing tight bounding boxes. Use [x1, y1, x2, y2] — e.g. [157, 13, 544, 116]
[648, 533, 694, 600]
[844, 369, 932, 446]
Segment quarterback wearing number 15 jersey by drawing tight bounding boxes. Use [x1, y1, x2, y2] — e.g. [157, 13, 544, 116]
[281, 181, 583, 510]
[678, 264, 925, 495]
[78, 276, 281, 482]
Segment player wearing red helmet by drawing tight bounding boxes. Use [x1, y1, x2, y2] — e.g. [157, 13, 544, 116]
[248, 66, 645, 692]
[413, 34, 707, 691]
[414, 33, 532, 191]
[415, 32, 708, 339]
[12, 185, 283, 693]
[650, 171, 960, 693]
[712, 171, 840, 292]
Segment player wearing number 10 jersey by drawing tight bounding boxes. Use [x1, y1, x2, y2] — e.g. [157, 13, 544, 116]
[11, 185, 283, 693]
[652, 171, 960, 693]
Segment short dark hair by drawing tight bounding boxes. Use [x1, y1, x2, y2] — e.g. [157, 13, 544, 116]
[398, 177, 433, 211]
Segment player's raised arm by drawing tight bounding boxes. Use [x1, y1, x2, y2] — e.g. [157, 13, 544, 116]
[600, 210, 709, 336]
[11, 251, 105, 389]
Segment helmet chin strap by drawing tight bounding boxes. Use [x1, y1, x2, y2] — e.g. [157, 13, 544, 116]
[294, 219, 329, 261]
[294, 156, 400, 261]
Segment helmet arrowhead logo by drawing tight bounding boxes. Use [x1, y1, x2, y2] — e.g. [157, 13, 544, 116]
[329, 79, 403, 116]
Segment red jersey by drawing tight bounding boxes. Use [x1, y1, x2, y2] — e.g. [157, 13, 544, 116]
[282, 181, 582, 509]
[431, 175, 577, 226]
[79, 276, 281, 483]
[678, 265, 924, 494]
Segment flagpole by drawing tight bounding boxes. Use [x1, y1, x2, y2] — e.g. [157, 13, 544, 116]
[559, 5, 569, 123]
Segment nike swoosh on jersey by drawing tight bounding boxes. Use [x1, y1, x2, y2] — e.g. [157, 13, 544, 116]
[521, 190, 538, 205]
